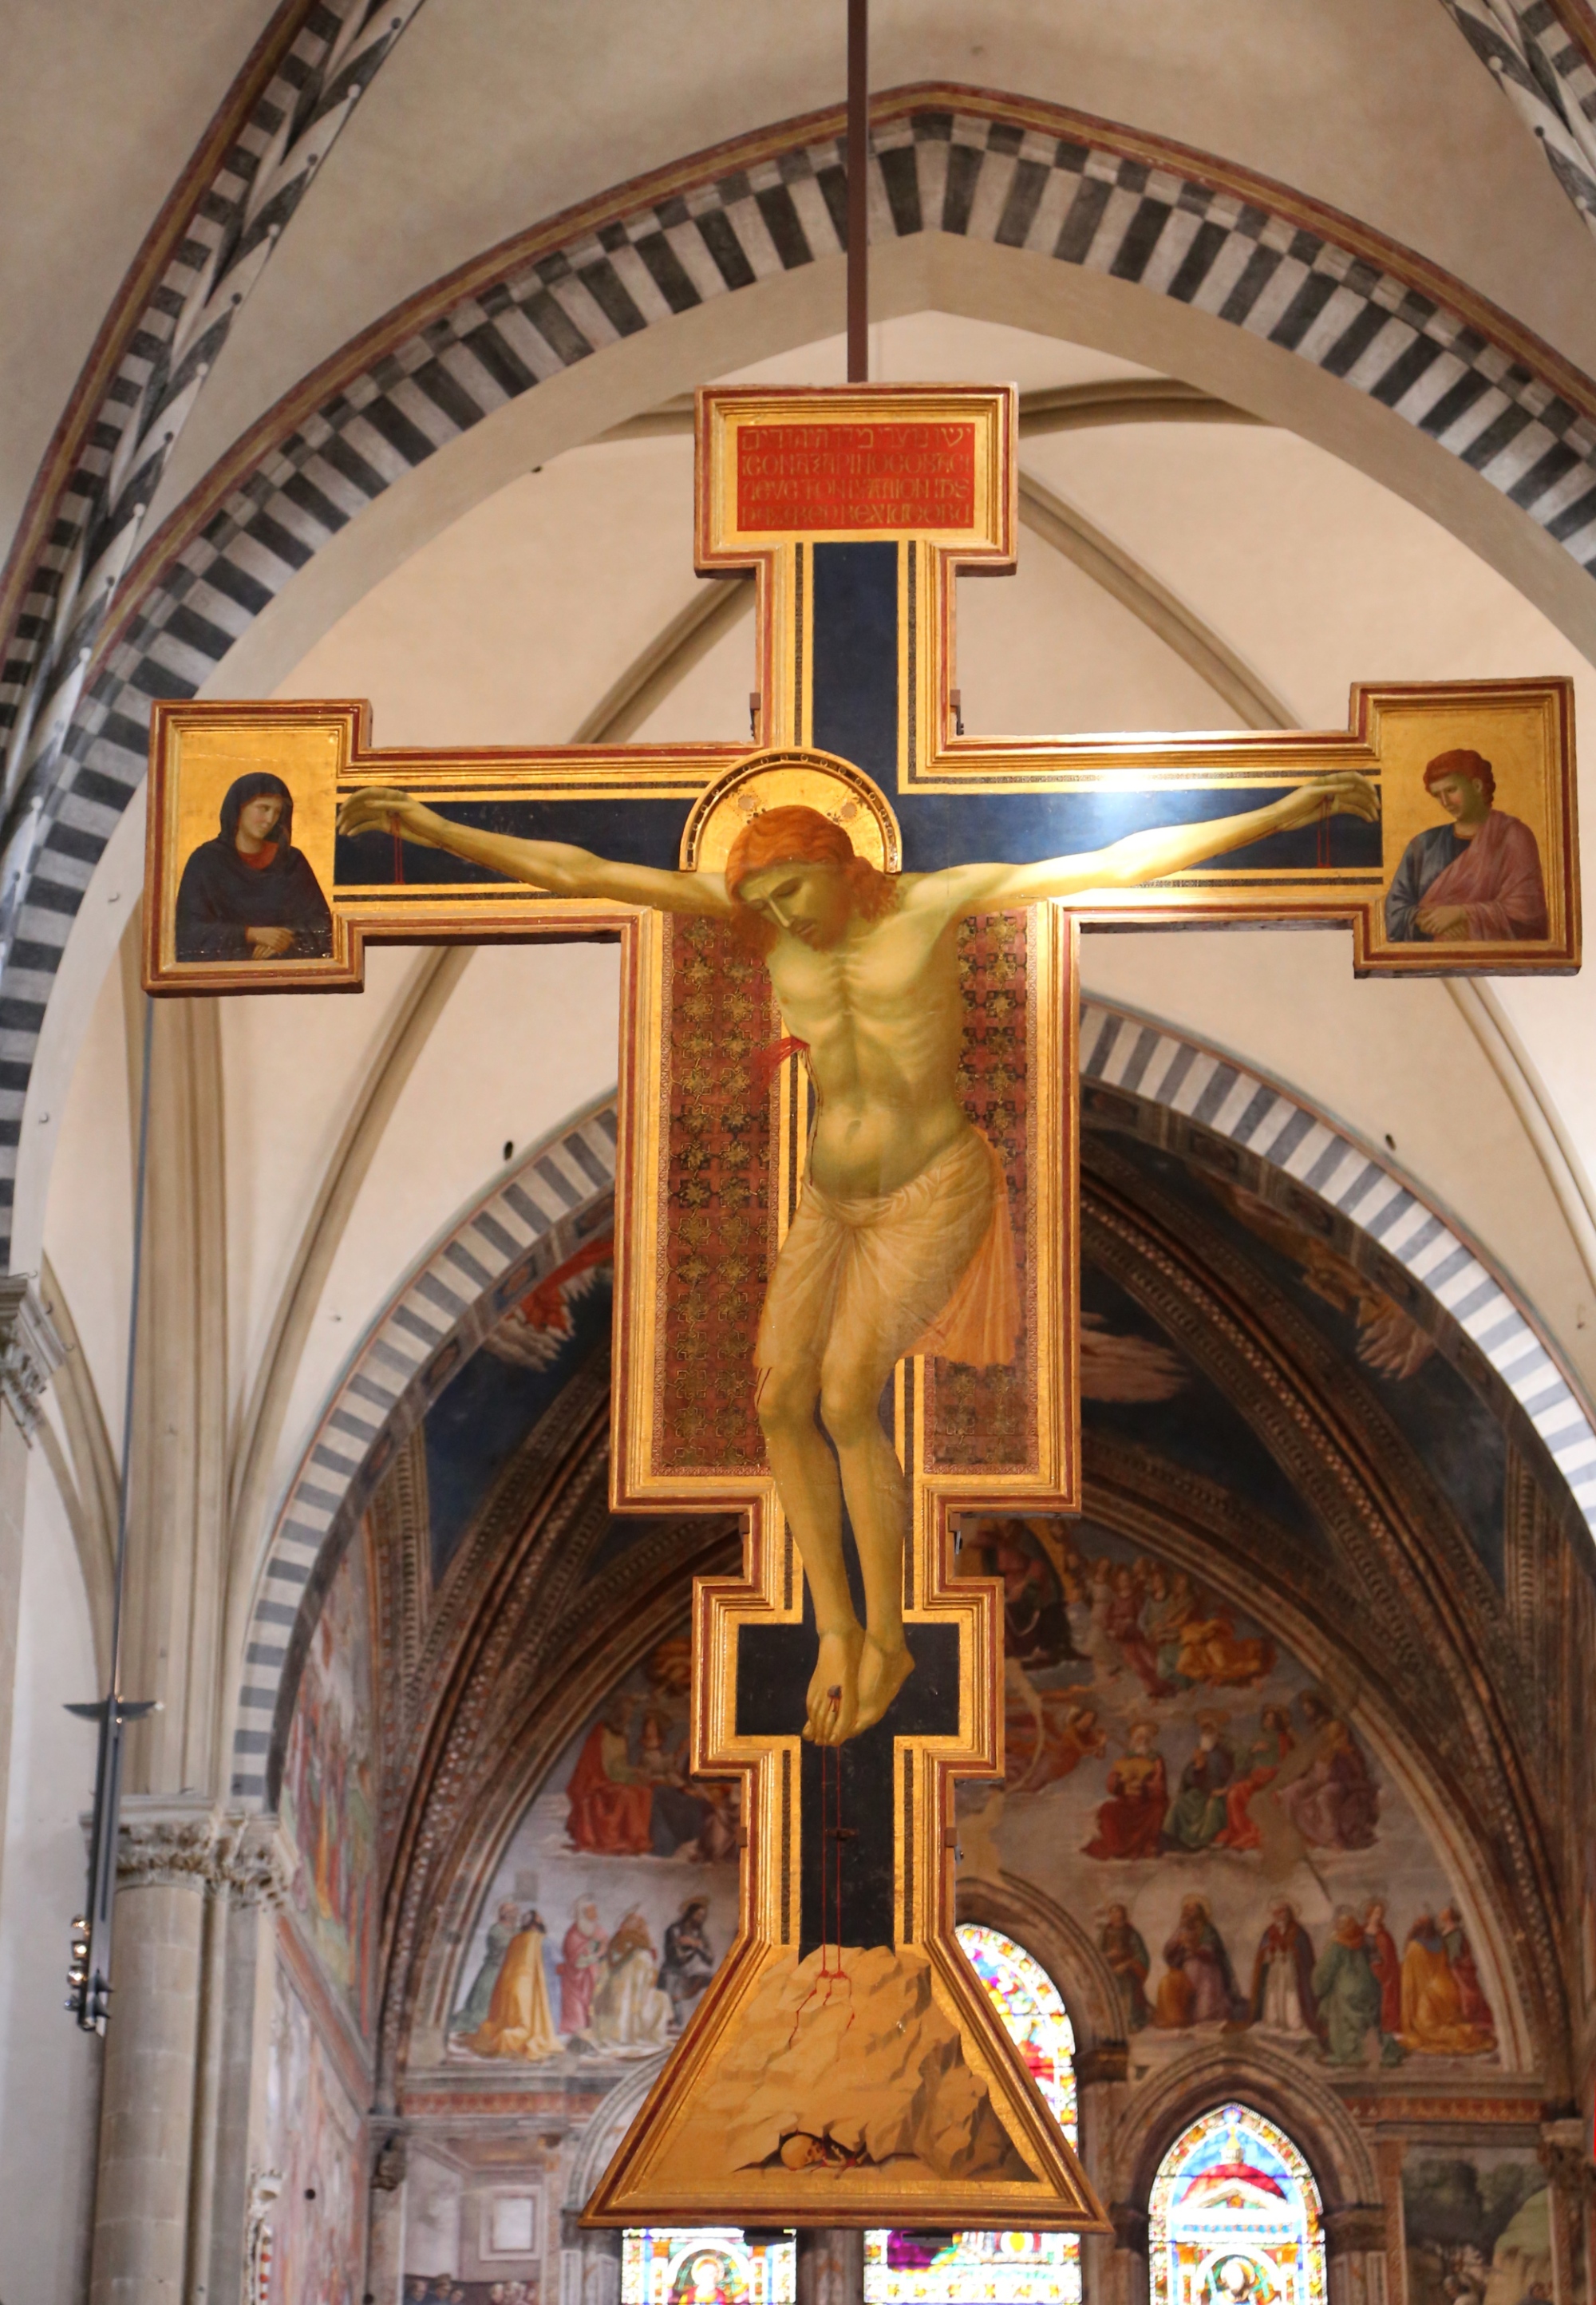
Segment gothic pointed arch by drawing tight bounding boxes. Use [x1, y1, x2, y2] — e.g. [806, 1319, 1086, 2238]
[14, 85, 1596, 1263]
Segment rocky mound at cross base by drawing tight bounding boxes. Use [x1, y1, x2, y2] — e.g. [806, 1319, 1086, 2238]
[693, 1944, 1029, 2177]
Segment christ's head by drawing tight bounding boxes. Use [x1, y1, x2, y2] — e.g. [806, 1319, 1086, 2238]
[1424, 748, 1495, 831]
[725, 804, 896, 953]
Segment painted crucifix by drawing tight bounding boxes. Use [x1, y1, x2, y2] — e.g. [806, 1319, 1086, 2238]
[337, 742, 1373, 1749]
[141, 382, 1578, 2230]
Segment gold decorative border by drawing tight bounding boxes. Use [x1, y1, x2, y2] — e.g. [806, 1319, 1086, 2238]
[697, 383, 1016, 558]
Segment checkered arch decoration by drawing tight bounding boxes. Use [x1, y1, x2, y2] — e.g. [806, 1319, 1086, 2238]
[230, 1092, 617, 1801]
[14, 86, 1596, 1274]
[234, 1007, 1596, 1808]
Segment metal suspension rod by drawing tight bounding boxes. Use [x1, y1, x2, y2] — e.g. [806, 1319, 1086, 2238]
[109, 993, 155, 1710]
[66, 992, 157, 2030]
[847, 0, 869, 381]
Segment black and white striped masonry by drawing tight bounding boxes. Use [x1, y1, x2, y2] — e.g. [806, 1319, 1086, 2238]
[1439, 0, 1596, 236]
[228, 1014, 1596, 1807]
[14, 89, 1596, 1273]
[0, 2, 425, 911]
[229, 1093, 618, 1802]
[1080, 998, 1596, 1540]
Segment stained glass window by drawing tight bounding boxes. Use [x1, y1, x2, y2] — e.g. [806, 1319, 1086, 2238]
[1149, 2104, 1325, 2305]
[863, 1923, 1081, 2305]
[622, 2228, 796, 2305]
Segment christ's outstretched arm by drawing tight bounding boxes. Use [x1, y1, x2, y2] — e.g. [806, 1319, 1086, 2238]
[914, 772, 1380, 919]
[336, 786, 732, 915]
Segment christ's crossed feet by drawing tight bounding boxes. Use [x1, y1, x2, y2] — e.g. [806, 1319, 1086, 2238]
[804, 1626, 916, 1745]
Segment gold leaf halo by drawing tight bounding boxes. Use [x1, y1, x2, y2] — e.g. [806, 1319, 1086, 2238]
[678, 745, 902, 874]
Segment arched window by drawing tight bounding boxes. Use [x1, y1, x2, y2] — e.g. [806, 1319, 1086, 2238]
[863, 1923, 1081, 2304]
[622, 2228, 796, 2305]
[1150, 2104, 1325, 2305]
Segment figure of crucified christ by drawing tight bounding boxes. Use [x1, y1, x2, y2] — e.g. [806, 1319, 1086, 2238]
[339, 768, 1378, 1746]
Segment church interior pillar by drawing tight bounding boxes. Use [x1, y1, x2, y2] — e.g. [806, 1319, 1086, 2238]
[202, 1823, 290, 2305]
[581, 2221, 622, 2305]
[88, 1801, 215, 2305]
[1108, 2201, 1151, 2305]
[796, 2228, 863, 2305]
[1539, 2121, 1594, 2305]
[0, 1278, 65, 1915]
[119, 986, 228, 1801]
[1076, 2040, 1131, 2305]
[366, 2131, 408, 2305]
[1323, 2204, 1392, 2305]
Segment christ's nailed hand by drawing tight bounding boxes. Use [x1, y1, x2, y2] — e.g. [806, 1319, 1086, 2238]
[338, 785, 448, 847]
[1282, 771, 1381, 827]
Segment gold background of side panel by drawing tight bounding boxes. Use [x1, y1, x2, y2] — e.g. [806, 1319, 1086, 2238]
[1360, 682, 1578, 967]
[144, 699, 361, 992]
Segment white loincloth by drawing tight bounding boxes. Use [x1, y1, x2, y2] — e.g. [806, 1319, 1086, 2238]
[754, 1125, 1020, 1374]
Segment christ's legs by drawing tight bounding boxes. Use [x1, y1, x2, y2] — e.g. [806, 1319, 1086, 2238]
[756, 1357, 863, 1745]
[819, 1338, 915, 1734]
[756, 1129, 1000, 1742]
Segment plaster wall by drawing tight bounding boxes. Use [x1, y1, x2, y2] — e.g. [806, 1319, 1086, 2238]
[219, 943, 433, 1423]
[263, 938, 622, 1525]
[0, 1445, 104, 2305]
[0, 0, 266, 548]
[148, 0, 1596, 539]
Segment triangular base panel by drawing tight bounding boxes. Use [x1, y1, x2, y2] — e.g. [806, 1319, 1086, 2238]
[583, 1936, 1109, 2230]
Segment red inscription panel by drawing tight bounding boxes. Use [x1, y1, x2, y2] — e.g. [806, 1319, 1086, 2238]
[736, 421, 978, 532]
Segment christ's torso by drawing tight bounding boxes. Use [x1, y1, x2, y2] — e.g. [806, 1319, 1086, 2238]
[764, 894, 971, 1199]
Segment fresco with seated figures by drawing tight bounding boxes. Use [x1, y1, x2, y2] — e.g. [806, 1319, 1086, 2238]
[954, 1516, 1500, 2070]
[444, 1631, 740, 2072]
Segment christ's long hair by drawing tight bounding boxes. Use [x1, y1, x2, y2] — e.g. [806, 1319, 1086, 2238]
[724, 804, 898, 955]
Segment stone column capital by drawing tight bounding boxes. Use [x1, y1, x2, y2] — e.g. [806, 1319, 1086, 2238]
[111, 1801, 290, 1903]
[114, 1797, 223, 1892]
[1112, 2203, 1150, 2253]
[1322, 2207, 1390, 2256]
[1539, 2118, 1596, 2194]
[1076, 2042, 1130, 2086]
[0, 1274, 64, 1438]
[215, 1814, 292, 1910]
